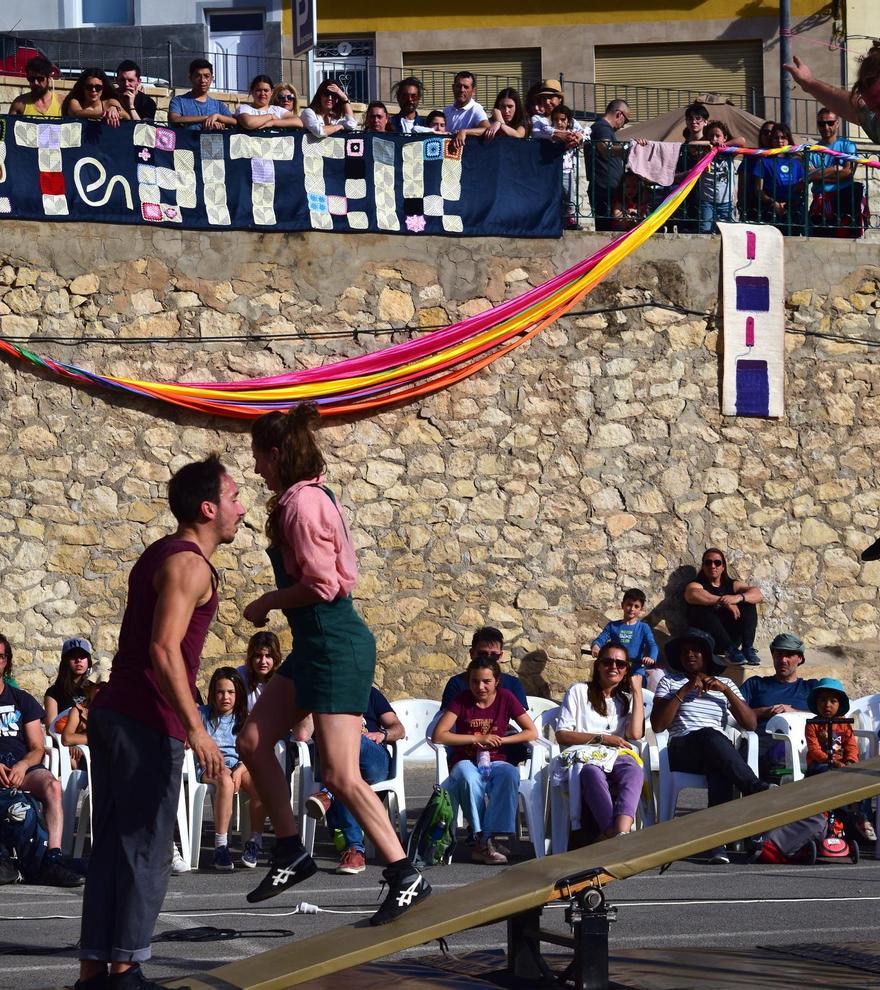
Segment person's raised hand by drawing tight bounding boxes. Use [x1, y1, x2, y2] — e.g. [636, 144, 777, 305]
[784, 55, 813, 90]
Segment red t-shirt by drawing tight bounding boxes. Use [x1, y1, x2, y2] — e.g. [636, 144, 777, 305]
[445, 687, 526, 768]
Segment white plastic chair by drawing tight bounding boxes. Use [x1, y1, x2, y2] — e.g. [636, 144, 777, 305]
[49, 710, 89, 855]
[766, 711, 811, 782]
[391, 699, 441, 762]
[849, 694, 880, 759]
[527, 696, 559, 722]
[184, 749, 248, 868]
[656, 724, 759, 822]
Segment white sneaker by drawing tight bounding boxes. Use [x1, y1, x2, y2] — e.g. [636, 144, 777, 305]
[707, 845, 730, 865]
[171, 843, 191, 874]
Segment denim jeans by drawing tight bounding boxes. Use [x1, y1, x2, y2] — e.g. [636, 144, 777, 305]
[699, 200, 733, 233]
[446, 759, 520, 837]
[325, 735, 391, 851]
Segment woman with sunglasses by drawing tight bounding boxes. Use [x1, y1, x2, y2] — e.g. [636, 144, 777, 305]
[271, 83, 299, 113]
[432, 655, 537, 864]
[555, 642, 644, 841]
[684, 548, 763, 666]
[61, 68, 128, 128]
[236, 74, 303, 131]
[652, 628, 768, 863]
[300, 80, 358, 138]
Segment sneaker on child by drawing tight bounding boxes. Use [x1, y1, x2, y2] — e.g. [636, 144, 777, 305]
[242, 839, 260, 868]
[212, 845, 234, 871]
[305, 790, 332, 823]
[337, 847, 366, 874]
[171, 843, 190, 875]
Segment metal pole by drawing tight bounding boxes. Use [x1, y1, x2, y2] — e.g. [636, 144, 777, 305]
[780, 0, 791, 129]
[166, 41, 173, 88]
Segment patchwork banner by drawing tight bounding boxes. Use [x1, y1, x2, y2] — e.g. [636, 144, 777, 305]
[0, 117, 563, 237]
[718, 222, 785, 418]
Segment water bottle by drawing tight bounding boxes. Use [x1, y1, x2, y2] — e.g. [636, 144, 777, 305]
[477, 748, 492, 779]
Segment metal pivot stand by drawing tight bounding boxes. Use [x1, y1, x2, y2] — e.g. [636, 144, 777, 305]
[507, 874, 617, 990]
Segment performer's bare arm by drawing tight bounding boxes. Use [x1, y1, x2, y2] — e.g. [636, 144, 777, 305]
[150, 551, 223, 777]
[243, 582, 323, 626]
[784, 56, 862, 127]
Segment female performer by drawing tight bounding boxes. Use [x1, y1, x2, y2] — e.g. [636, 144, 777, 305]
[238, 404, 430, 925]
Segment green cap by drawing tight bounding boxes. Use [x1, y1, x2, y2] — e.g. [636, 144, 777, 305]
[769, 632, 805, 656]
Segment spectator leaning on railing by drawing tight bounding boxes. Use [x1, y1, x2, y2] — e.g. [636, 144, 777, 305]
[485, 88, 527, 140]
[236, 74, 303, 131]
[444, 71, 490, 151]
[806, 108, 866, 237]
[62, 69, 129, 129]
[363, 101, 392, 133]
[300, 80, 358, 138]
[168, 58, 237, 131]
[586, 100, 647, 232]
[9, 55, 62, 118]
[115, 60, 156, 121]
[391, 76, 425, 134]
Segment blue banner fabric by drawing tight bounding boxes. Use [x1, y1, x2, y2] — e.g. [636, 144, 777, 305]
[0, 118, 563, 238]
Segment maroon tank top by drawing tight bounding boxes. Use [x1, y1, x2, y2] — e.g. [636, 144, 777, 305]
[94, 536, 219, 740]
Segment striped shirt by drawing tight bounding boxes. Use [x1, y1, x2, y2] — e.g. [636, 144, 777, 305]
[655, 674, 744, 739]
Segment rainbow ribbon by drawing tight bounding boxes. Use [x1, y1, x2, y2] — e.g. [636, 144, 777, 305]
[0, 146, 721, 419]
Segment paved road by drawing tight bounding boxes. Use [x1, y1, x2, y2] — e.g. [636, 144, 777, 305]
[2, 762, 877, 989]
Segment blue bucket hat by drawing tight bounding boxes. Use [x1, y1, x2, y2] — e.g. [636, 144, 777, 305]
[808, 677, 850, 716]
[664, 627, 726, 675]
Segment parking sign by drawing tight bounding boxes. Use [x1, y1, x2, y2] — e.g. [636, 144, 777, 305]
[293, 0, 317, 56]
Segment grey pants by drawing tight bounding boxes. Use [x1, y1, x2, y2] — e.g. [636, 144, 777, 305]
[80, 707, 184, 963]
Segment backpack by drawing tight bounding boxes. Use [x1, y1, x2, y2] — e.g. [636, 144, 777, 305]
[0, 788, 48, 881]
[406, 785, 456, 869]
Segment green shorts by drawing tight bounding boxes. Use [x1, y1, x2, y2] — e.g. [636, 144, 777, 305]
[278, 594, 376, 714]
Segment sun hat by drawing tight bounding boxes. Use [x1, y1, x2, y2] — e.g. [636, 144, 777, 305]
[535, 79, 564, 98]
[808, 677, 850, 716]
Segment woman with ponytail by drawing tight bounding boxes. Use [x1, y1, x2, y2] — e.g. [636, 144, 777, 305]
[238, 403, 430, 924]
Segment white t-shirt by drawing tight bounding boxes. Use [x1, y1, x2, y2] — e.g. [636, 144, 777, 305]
[654, 674, 744, 738]
[235, 103, 287, 118]
[444, 99, 488, 133]
[301, 107, 358, 137]
[556, 683, 629, 737]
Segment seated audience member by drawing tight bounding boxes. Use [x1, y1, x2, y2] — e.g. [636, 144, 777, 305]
[443, 70, 490, 150]
[168, 58, 236, 131]
[391, 76, 425, 133]
[61, 69, 129, 128]
[484, 88, 527, 140]
[651, 628, 770, 864]
[237, 631, 282, 712]
[304, 686, 404, 875]
[363, 101, 392, 133]
[0, 634, 19, 687]
[432, 655, 537, 864]
[753, 122, 805, 232]
[44, 637, 93, 728]
[425, 110, 447, 134]
[300, 80, 358, 138]
[441, 626, 527, 710]
[699, 120, 736, 232]
[684, 548, 763, 666]
[555, 643, 645, 842]
[591, 588, 658, 687]
[271, 83, 299, 112]
[805, 677, 876, 841]
[9, 56, 62, 117]
[586, 100, 644, 231]
[807, 108, 865, 236]
[738, 120, 775, 221]
[550, 103, 581, 229]
[60, 680, 104, 769]
[741, 632, 817, 779]
[236, 74, 302, 131]
[197, 667, 267, 870]
[115, 59, 156, 121]
[0, 669, 82, 885]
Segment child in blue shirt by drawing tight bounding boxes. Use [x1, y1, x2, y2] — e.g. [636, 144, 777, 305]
[197, 666, 267, 871]
[591, 588, 659, 685]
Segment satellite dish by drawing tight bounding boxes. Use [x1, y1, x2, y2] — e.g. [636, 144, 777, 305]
[337, 41, 352, 57]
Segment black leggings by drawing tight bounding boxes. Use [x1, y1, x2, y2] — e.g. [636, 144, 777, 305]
[669, 727, 764, 807]
[687, 601, 758, 654]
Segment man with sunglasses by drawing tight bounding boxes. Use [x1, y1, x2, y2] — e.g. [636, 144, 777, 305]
[9, 55, 62, 118]
[586, 99, 645, 231]
[806, 109, 863, 236]
[684, 549, 763, 666]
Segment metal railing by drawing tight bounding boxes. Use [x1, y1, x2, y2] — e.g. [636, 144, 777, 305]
[573, 144, 877, 237]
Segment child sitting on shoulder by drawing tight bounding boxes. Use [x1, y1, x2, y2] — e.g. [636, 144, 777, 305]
[806, 677, 876, 842]
[198, 666, 268, 871]
[591, 588, 659, 687]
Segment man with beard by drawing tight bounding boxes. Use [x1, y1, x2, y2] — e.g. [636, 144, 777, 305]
[9, 56, 62, 117]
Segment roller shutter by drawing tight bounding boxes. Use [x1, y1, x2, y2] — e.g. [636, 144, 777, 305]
[403, 48, 541, 110]
[595, 41, 764, 120]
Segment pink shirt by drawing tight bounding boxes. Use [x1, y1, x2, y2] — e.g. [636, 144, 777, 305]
[276, 477, 359, 601]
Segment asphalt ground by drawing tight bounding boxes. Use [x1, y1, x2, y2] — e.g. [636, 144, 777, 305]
[2, 762, 879, 990]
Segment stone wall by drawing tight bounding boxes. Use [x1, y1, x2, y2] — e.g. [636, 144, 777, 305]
[1, 223, 880, 701]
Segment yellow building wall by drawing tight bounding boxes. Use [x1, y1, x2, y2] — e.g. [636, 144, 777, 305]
[284, 0, 826, 35]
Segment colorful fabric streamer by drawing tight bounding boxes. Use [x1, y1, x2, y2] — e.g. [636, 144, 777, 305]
[5, 143, 850, 421]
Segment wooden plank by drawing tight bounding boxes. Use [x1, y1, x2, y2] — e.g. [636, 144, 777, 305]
[162, 757, 880, 989]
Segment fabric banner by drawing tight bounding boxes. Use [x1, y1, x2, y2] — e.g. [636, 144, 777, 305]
[0, 116, 563, 238]
[718, 222, 785, 418]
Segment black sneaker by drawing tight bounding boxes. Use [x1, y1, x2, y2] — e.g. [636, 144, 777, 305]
[246, 845, 317, 903]
[33, 857, 85, 887]
[109, 964, 191, 990]
[73, 972, 108, 990]
[0, 857, 18, 885]
[744, 647, 762, 666]
[369, 866, 431, 926]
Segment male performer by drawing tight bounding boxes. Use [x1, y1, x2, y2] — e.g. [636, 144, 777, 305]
[75, 456, 245, 990]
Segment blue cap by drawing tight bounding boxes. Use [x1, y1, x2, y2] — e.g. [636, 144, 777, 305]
[61, 637, 92, 659]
